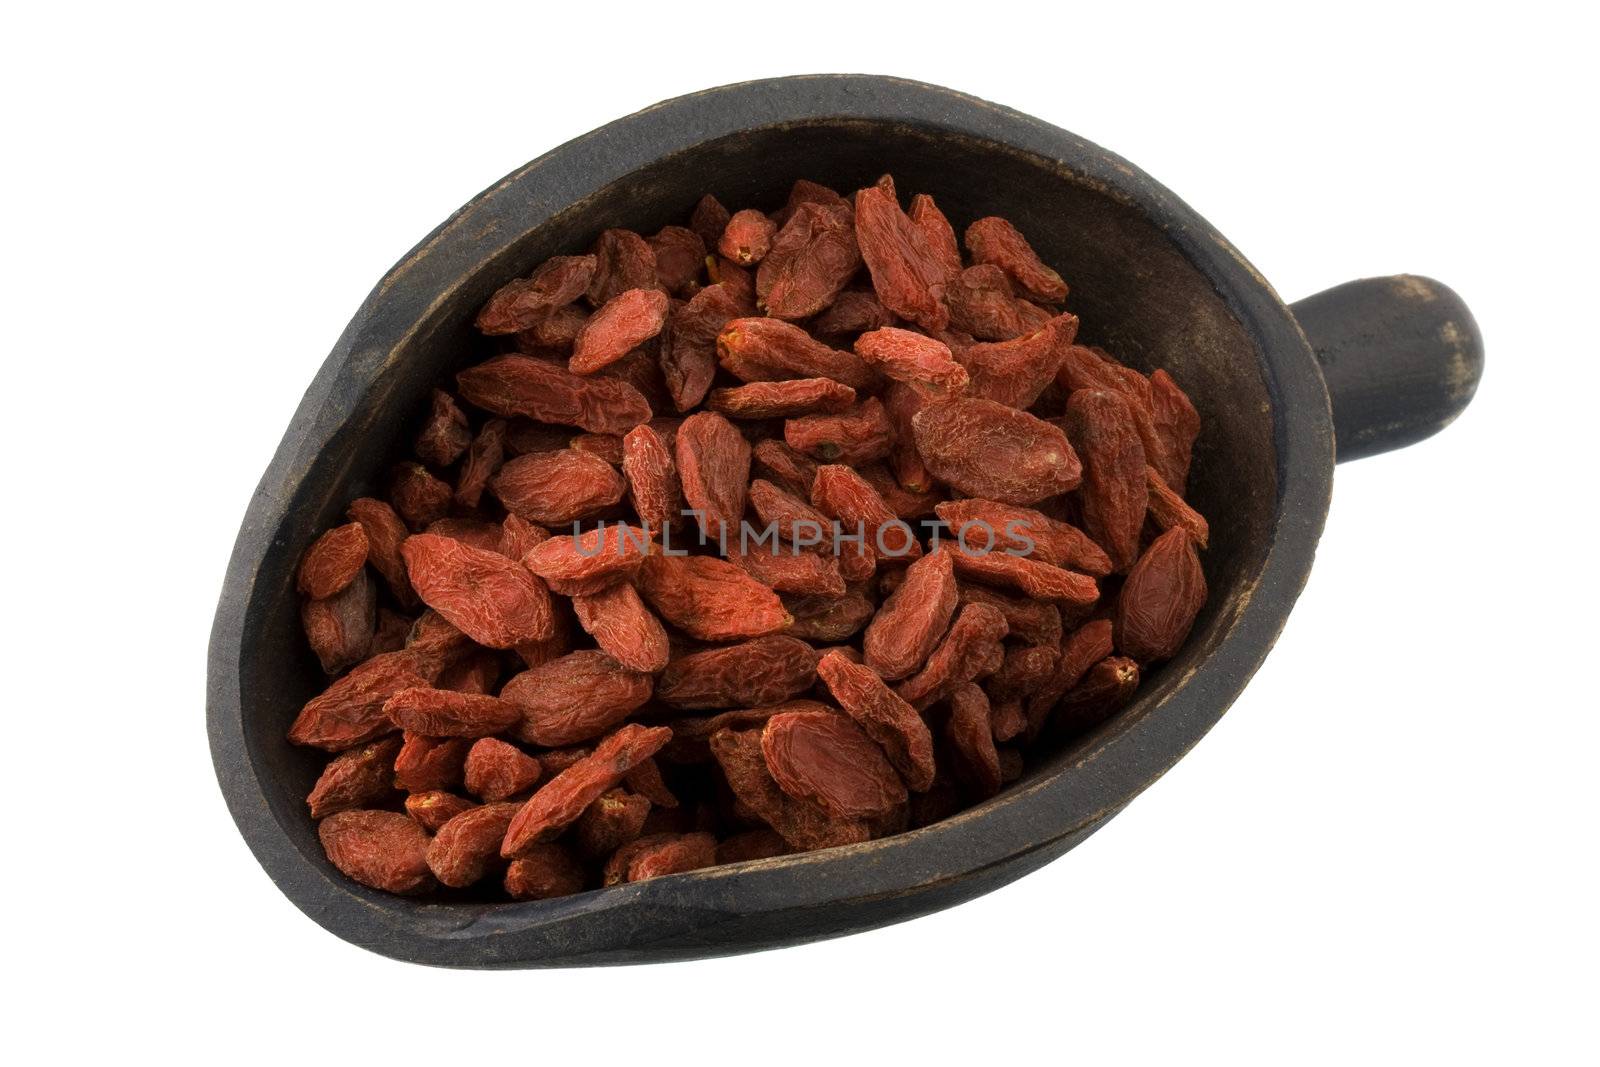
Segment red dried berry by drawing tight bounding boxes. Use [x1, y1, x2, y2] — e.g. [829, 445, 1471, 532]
[913, 397, 1082, 505]
[853, 327, 969, 396]
[458, 354, 651, 435]
[318, 810, 436, 895]
[710, 727, 870, 851]
[476, 255, 597, 335]
[298, 522, 370, 599]
[491, 447, 627, 526]
[501, 723, 673, 857]
[1115, 527, 1207, 663]
[306, 736, 403, 819]
[1063, 388, 1149, 573]
[718, 209, 777, 265]
[570, 288, 670, 375]
[815, 650, 936, 792]
[587, 229, 658, 307]
[384, 687, 524, 738]
[708, 378, 857, 419]
[964, 216, 1067, 302]
[656, 635, 819, 709]
[523, 523, 653, 595]
[571, 580, 671, 673]
[636, 554, 790, 642]
[761, 709, 908, 821]
[400, 533, 554, 649]
[675, 411, 752, 546]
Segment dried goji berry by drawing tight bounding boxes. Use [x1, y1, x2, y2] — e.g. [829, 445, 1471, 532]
[501, 649, 654, 747]
[863, 546, 958, 680]
[424, 516, 504, 553]
[570, 287, 670, 375]
[787, 396, 899, 468]
[709, 727, 869, 851]
[948, 545, 1099, 605]
[896, 602, 1010, 709]
[1148, 369, 1200, 491]
[944, 264, 1027, 341]
[811, 463, 921, 565]
[298, 522, 369, 600]
[761, 708, 908, 820]
[913, 397, 1081, 505]
[400, 533, 554, 648]
[689, 194, 732, 250]
[604, 831, 717, 885]
[751, 439, 819, 500]
[501, 723, 672, 856]
[964, 216, 1067, 302]
[1058, 655, 1140, 732]
[476, 255, 597, 335]
[587, 229, 658, 307]
[717, 317, 878, 392]
[306, 736, 403, 819]
[504, 843, 587, 899]
[497, 512, 550, 561]
[453, 418, 507, 510]
[403, 790, 477, 833]
[318, 810, 436, 895]
[675, 411, 751, 546]
[648, 225, 707, 295]
[301, 569, 375, 674]
[571, 580, 670, 673]
[854, 183, 949, 332]
[1114, 527, 1207, 664]
[1063, 388, 1149, 573]
[387, 461, 453, 530]
[813, 288, 895, 336]
[946, 683, 1002, 797]
[656, 635, 818, 709]
[458, 354, 651, 435]
[958, 581, 1063, 648]
[517, 304, 589, 350]
[732, 545, 847, 598]
[288, 653, 429, 751]
[636, 554, 790, 642]
[758, 201, 861, 320]
[384, 686, 523, 738]
[718, 209, 776, 265]
[620, 421, 682, 532]
[815, 650, 935, 792]
[908, 193, 962, 281]
[935, 498, 1113, 577]
[707, 378, 857, 419]
[491, 447, 627, 526]
[573, 787, 651, 860]
[346, 497, 418, 608]
[427, 802, 521, 888]
[463, 738, 543, 802]
[1025, 619, 1114, 738]
[661, 282, 743, 412]
[415, 389, 472, 467]
[1144, 465, 1209, 547]
[523, 523, 653, 595]
[853, 327, 969, 396]
[957, 313, 1077, 409]
[393, 733, 470, 793]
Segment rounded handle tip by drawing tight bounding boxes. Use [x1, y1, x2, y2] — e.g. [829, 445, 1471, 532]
[1291, 275, 1483, 462]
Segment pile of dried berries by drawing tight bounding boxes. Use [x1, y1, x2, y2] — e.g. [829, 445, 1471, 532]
[289, 174, 1210, 899]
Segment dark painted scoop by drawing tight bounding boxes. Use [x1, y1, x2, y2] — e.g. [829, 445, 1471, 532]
[208, 76, 1482, 968]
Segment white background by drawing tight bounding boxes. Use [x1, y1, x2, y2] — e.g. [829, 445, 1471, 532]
[5, 3, 1595, 1063]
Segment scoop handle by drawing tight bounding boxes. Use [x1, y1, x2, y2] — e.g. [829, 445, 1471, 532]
[1289, 275, 1483, 462]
